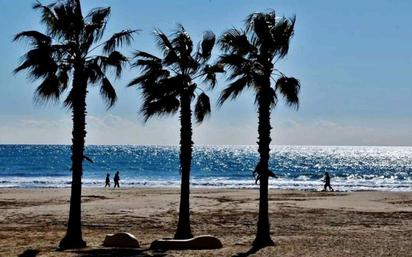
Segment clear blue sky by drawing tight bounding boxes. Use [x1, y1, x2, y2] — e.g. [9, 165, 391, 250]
[0, 0, 411, 145]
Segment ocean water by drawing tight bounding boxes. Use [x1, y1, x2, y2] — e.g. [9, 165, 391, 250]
[0, 145, 411, 191]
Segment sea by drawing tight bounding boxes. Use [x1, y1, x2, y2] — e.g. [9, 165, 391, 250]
[0, 145, 411, 191]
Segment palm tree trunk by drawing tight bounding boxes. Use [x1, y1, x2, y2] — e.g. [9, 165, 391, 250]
[253, 91, 275, 248]
[59, 68, 87, 249]
[174, 92, 194, 239]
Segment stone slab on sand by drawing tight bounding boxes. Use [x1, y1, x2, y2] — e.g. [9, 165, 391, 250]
[103, 232, 140, 248]
[150, 235, 223, 250]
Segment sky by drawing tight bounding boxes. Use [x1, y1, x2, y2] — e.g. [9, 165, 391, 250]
[0, 0, 411, 146]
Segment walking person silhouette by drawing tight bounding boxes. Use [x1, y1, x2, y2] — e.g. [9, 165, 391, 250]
[114, 171, 120, 188]
[322, 172, 334, 192]
[105, 173, 110, 187]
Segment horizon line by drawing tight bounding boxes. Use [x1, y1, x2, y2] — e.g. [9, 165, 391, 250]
[0, 143, 411, 148]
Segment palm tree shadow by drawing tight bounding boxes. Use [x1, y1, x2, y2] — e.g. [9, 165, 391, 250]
[232, 246, 262, 257]
[73, 248, 167, 257]
[18, 249, 40, 257]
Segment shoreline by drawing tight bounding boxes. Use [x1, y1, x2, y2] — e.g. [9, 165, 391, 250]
[1, 185, 411, 192]
[1, 188, 412, 256]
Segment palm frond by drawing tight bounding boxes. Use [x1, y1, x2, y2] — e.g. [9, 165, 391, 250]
[14, 30, 57, 80]
[244, 12, 261, 33]
[202, 63, 224, 89]
[255, 87, 277, 108]
[128, 56, 169, 87]
[38, 0, 84, 40]
[172, 25, 193, 56]
[219, 53, 257, 82]
[56, 66, 70, 92]
[101, 51, 128, 78]
[219, 53, 247, 66]
[100, 77, 117, 108]
[141, 95, 180, 122]
[63, 89, 74, 109]
[33, 74, 60, 104]
[85, 60, 104, 84]
[83, 7, 111, 47]
[154, 29, 173, 52]
[32, 1, 61, 38]
[85, 7, 110, 37]
[197, 31, 215, 61]
[194, 93, 211, 123]
[137, 76, 182, 113]
[155, 75, 184, 95]
[218, 76, 249, 105]
[219, 28, 254, 55]
[86, 7, 111, 24]
[171, 26, 198, 73]
[14, 47, 58, 80]
[245, 12, 272, 38]
[218, 54, 250, 76]
[132, 59, 162, 70]
[13, 30, 51, 45]
[272, 16, 296, 59]
[153, 29, 179, 66]
[58, 0, 84, 37]
[133, 50, 161, 61]
[103, 29, 137, 53]
[275, 76, 300, 109]
[51, 43, 72, 59]
[127, 75, 149, 87]
[127, 68, 169, 88]
[248, 12, 278, 56]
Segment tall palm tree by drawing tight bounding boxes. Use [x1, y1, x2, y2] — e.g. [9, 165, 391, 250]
[217, 11, 300, 248]
[128, 25, 223, 239]
[14, 0, 136, 249]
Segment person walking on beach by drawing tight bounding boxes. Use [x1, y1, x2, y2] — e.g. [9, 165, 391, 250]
[323, 172, 334, 192]
[114, 171, 120, 188]
[105, 173, 110, 187]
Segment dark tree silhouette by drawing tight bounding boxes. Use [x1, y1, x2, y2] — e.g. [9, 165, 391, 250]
[217, 11, 300, 249]
[129, 25, 223, 239]
[14, 0, 136, 249]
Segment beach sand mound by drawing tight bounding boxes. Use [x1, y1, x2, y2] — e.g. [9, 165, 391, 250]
[150, 235, 223, 250]
[102, 232, 140, 248]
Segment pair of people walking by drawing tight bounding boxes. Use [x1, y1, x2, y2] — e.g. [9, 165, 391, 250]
[105, 171, 120, 188]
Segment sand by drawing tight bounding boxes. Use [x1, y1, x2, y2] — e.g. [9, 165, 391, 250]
[1, 188, 412, 257]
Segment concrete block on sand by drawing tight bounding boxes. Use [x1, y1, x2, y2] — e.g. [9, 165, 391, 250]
[150, 235, 223, 250]
[103, 232, 140, 248]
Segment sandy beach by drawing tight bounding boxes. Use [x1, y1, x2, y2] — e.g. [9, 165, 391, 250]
[1, 188, 412, 257]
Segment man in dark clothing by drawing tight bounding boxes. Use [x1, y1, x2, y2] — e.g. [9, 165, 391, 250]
[105, 173, 110, 187]
[323, 172, 334, 192]
[114, 171, 120, 188]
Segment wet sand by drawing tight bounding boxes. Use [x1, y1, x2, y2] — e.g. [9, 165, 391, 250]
[1, 188, 412, 257]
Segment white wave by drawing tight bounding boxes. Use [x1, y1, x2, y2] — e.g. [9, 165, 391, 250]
[0, 176, 411, 192]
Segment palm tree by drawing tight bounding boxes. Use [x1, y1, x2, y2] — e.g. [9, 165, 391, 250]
[14, 0, 136, 249]
[217, 11, 300, 248]
[128, 25, 223, 239]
